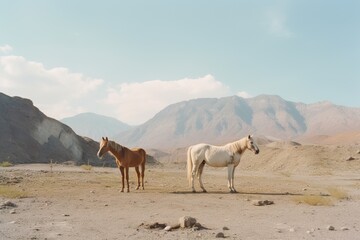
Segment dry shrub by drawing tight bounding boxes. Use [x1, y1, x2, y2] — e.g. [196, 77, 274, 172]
[294, 195, 333, 206]
[0, 186, 28, 198]
[327, 187, 348, 200]
[0, 161, 13, 167]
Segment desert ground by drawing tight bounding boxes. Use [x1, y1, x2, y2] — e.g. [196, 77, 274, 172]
[1, 141, 360, 240]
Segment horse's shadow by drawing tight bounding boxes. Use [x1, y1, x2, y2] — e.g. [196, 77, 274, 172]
[171, 191, 304, 196]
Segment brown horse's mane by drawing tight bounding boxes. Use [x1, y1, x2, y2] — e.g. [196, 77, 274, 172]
[107, 140, 124, 156]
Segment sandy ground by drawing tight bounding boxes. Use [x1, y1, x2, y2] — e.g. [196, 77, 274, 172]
[1, 162, 360, 240]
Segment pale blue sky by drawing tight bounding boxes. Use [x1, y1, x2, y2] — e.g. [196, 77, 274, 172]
[0, 1, 359, 124]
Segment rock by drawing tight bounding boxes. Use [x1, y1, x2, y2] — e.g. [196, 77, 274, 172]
[1, 201, 17, 209]
[10, 209, 16, 214]
[346, 156, 355, 161]
[252, 200, 274, 206]
[223, 226, 229, 230]
[148, 222, 167, 229]
[171, 223, 181, 230]
[327, 225, 335, 231]
[179, 216, 197, 228]
[341, 227, 349, 231]
[215, 232, 225, 238]
[164, 226, 172, 231]
[192, 222, 205, 231]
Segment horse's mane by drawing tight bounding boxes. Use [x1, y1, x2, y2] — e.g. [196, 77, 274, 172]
[107, 140, 123, 155]
[227, 137, 247, 154]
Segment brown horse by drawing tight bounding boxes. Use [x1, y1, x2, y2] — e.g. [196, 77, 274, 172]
[97, 137, 146, 192]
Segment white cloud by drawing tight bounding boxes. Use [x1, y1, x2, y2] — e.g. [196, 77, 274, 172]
[0, 44, 13, 53]
[0, 54, 238, 125]
[103, 75, 231, 124]
[0, 55, 104, 119]
[237, 91, 252, 98]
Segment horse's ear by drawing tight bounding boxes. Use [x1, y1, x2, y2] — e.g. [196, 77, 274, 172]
[102, 137, 105, 141]
[248, 135, 251, 139]
[105, 137, 108, 141]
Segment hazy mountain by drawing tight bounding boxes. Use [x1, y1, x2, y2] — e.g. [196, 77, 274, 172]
[61, 112, 131, 141]
[115, 95, 360, 149]
[0, 92, 114, 166]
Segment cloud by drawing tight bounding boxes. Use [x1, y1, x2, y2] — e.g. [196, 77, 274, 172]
[0, 44, 13, 53]
[237, 91, 252, 98]
[0, 54, 238, 125]
[0, 55, 104, 119]
[103, 75, 231, 124]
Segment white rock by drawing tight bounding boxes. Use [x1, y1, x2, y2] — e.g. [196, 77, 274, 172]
[164, 226, 172, 231]
[179, 216, 197, 228]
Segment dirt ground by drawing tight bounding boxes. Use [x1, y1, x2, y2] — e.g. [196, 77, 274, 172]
[1, 160, 360, 240]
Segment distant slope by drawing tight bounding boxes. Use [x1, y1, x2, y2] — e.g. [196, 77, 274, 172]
[61, 112, 131, 141]
[0, 92, 114, 166]
[115, 95, 360, 149]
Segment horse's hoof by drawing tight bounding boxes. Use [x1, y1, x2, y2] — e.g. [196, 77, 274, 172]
[192, 190, 196, 193]
[136, 187, 140, 190]
[120, 189, 124, 192]
[202, 189, 207, 193]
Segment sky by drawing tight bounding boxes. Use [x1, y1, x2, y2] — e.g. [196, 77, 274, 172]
[0, 0, 359, 125]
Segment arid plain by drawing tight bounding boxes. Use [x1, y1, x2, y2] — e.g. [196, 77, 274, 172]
[1, 135, 360, 240]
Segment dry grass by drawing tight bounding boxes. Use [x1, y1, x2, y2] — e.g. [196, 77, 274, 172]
[327, 187, 348, 200]
[0, 185, 29, 199]
[81, 164, 93, 171]
[294, 195, 333, 206]
[279, 171, 291, 178]
[0, 161, 13, 167]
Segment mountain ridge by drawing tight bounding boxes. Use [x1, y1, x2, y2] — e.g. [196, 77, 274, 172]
[61, 112, 131, 141]
[113, 95, 360, 149]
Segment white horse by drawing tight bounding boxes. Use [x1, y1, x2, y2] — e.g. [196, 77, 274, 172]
[187, 135, 259, 193]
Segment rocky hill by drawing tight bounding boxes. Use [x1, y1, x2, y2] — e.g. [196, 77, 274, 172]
[115, 95, 360, 149]
[0, 92, 114, 166]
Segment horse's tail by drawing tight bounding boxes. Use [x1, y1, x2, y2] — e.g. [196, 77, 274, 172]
[187, 146, 193, 186]
[141, 148, 146, 166]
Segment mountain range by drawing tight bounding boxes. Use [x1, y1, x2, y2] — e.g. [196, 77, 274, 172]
[61, 112, 131, 142]
[111, 95, 360, 149]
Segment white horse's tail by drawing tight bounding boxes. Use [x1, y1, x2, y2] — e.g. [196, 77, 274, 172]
[187, 146, 193, 186]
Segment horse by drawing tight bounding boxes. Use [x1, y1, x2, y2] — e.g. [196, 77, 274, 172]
[187, 135, 259, 193]
[97, 137, 146, 192]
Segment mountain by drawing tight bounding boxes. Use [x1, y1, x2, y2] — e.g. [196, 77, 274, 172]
[61, 112, 131, 141]
[115, 95, 360, 149]
[0, 92, 114, 166]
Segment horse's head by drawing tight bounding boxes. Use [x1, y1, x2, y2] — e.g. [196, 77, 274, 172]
[246, 135, 260, 154]
[97, 137, 109, 159]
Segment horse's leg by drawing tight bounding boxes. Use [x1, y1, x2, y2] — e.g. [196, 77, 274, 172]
[119, 166, 125, 192]
[125, 167, 130, 192]
[141, 161, 145, 190]
[231, 166, 237, 193]
[191, 159, 198, 193]
[227, 164, 235, 193]
[135, 166, 140, 190]
[198, 161, 207, 192]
